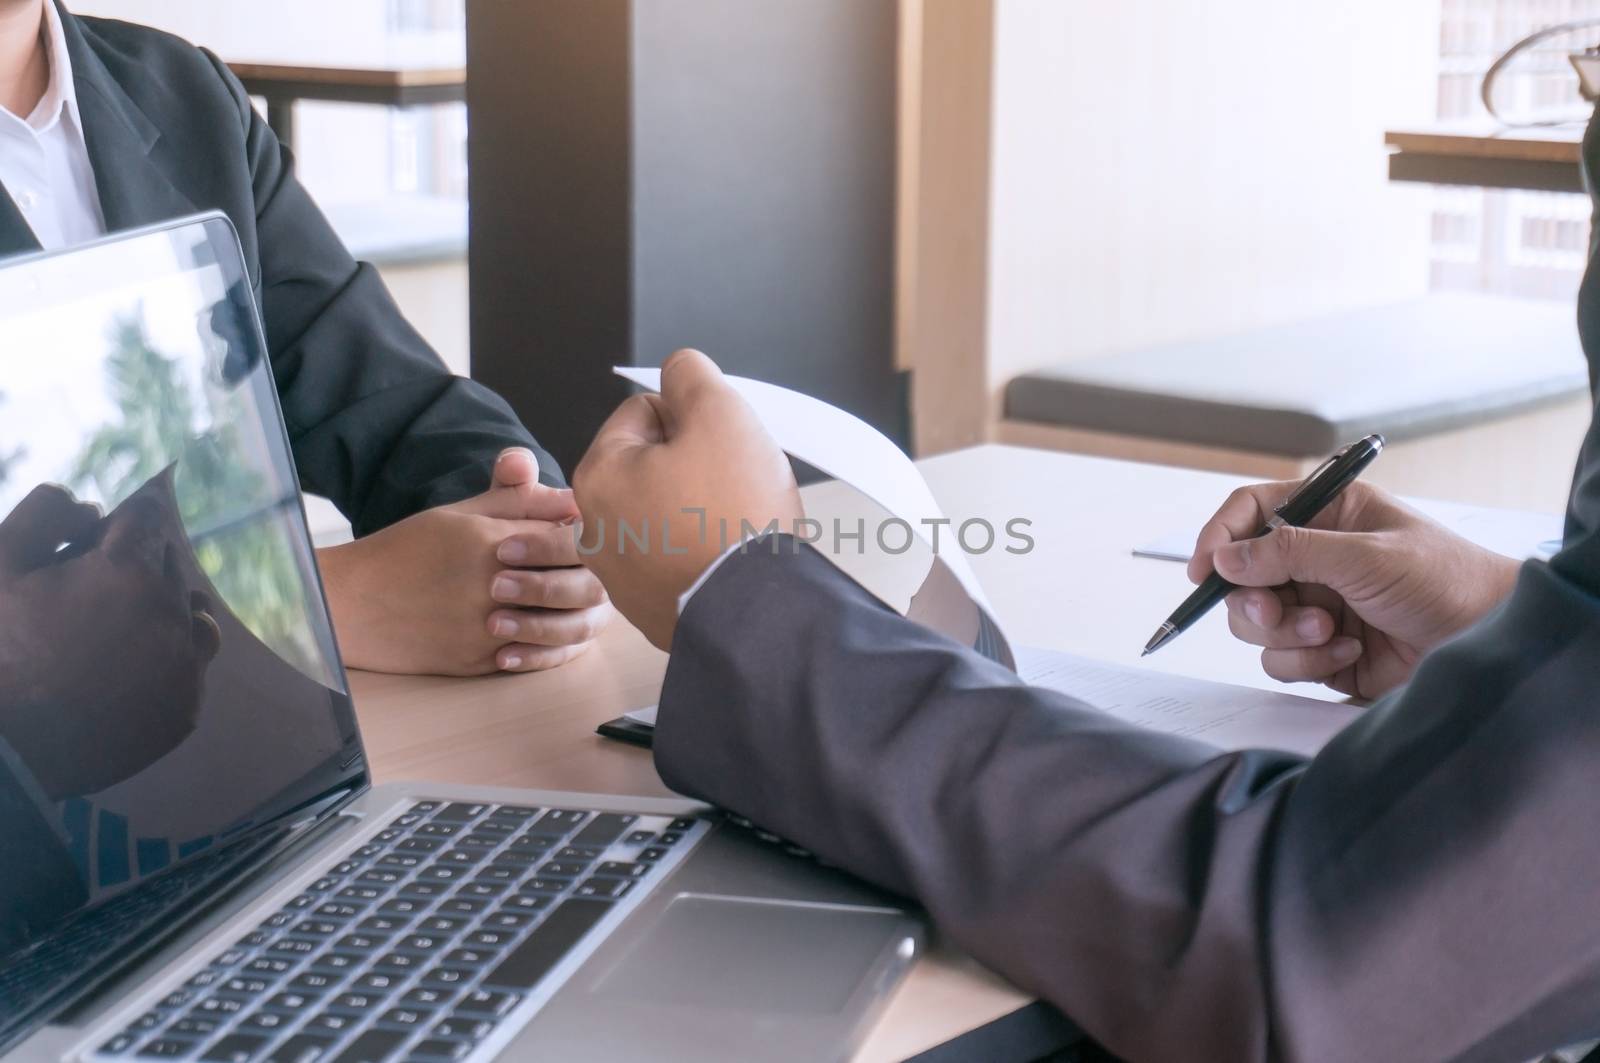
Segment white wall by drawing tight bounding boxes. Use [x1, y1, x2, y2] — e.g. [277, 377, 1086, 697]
[986, 0, 1441, 381]
[912, 0, 1442, 453]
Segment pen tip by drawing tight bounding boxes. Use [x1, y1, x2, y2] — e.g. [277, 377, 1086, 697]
[1142, 622, 1178, 657]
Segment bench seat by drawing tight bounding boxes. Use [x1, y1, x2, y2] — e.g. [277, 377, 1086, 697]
[1004, 294, 1588, 458]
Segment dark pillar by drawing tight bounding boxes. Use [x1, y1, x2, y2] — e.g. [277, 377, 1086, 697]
[467, 0, 905, 475]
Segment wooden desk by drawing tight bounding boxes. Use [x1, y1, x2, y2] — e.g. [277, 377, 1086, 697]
[346, 445, 1314, 1060]
[225, 35, 465, 148]
[1384, 121, 1585, 193]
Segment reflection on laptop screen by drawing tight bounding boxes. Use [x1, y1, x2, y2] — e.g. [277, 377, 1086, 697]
[0, 217, 364, 1033]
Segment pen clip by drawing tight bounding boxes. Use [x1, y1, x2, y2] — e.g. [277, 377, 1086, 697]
[1274, 446, 1348, 515]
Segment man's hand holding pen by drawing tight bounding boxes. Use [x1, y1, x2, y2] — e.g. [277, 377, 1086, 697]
[1190, 480, 1520, 699]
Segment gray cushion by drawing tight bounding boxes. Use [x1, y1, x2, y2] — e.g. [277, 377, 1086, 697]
[1004, 294, 1590, 457]
[323, 194, 467, 267]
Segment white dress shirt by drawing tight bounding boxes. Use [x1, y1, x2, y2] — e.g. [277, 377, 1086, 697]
[0, 0, 106, 251]
[678, 538, 746, 614]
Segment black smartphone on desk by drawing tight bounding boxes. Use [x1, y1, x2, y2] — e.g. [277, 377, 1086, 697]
[597, 714, 656, 748]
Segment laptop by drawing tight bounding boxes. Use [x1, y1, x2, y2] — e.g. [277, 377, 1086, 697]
[0, 215, 924, 1063]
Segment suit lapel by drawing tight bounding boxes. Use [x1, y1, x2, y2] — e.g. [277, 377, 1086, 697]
[0, 2, 52, 259]
[58, 5, 197, 234]
[0, 186, 41, 260]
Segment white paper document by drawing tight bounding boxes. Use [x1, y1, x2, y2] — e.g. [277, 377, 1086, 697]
[1017, 647, 1361, 757]
[1134, 497, 1563, 564]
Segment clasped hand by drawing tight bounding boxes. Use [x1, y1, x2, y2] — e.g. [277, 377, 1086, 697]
[319, 449, 612, 676]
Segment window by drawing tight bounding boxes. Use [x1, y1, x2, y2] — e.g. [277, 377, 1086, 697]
[1431, 0, 1600, 300]
[385, 0, 468, 200]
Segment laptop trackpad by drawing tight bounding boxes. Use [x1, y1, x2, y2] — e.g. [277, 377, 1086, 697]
[593, 894, 902, 1013]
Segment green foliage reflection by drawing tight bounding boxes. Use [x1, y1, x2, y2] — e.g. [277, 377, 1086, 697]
[70, 314, 321, 678]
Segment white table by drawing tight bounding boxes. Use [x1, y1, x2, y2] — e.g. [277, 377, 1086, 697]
[35, 447, 1556, 1060]
[346, 445, 1404, 1062]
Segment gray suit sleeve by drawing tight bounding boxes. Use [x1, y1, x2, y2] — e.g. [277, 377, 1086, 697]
[653, 538, 1600, 1063]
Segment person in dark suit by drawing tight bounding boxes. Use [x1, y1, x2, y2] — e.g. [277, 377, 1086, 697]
[0, 0, 610, 676]
[572, 341, 1600, 1062]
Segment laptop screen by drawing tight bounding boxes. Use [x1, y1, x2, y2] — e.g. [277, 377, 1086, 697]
[0, 217, 365, 1037]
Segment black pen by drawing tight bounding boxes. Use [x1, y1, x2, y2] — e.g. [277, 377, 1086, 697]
[1142, 433, 1386, 656]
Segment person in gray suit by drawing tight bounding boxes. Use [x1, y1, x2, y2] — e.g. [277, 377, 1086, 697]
[570, 343, 1600, 1063]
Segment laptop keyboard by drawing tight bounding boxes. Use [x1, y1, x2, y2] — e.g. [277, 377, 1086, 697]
[89, 801, 705, 1063]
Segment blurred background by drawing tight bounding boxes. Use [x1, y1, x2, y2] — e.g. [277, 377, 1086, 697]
[1433, 0, 1600, 299]
[68, 0, 1600, 529]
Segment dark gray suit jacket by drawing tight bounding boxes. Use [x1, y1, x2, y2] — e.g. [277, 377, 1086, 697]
[659, 543, 1600, 1063]
[0, 6, 559, 535]
[652, 130, 1600, 1063]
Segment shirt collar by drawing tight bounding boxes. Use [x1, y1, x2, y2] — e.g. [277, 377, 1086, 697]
[23, 1, 80, 135]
